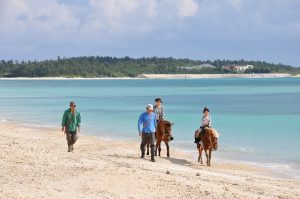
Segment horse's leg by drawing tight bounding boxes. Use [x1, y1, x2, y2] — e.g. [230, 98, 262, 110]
[164, 141, 170, 157]
[205, 149, 209, 166]
[158, 140, 162, 156]
[197, 145, 201, 162]
[200, 147, 203, 164]
[198, 146, 203, 164]
[155, 140, 160, 156]
[155, 139, 157, 156]
[208, 149, 212, 166]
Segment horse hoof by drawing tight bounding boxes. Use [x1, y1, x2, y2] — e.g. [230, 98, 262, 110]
[146, 153, 149, 155]
[167, 154, 170, 158]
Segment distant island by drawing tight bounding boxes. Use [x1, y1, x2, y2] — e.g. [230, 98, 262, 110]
[0, 56, 299, 78]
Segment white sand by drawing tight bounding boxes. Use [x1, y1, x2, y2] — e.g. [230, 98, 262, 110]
[0, 121, 299, 199]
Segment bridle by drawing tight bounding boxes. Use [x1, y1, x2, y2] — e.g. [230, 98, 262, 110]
[158, 121, 172, 139]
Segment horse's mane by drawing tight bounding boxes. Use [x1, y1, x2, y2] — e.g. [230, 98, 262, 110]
[157, 120, 172, 137]
[162, 120, 171, 126]
[202, 128, 214, 149]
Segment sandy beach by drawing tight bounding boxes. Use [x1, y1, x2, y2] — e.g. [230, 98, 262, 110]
[0, 121, 299, 199]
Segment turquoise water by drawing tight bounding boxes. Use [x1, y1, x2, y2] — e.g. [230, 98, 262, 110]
[0, 78, 300, 178]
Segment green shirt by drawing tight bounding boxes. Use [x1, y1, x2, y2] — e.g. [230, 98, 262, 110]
[61, 109, 81, 132]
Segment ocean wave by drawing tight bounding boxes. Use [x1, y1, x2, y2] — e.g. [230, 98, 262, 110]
[0, 118, 9, 123]
[21, 122, 56, 129]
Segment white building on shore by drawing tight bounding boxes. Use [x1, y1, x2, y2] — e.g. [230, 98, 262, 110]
[180, 63, 216, 70]
[222, 65, 254, 73]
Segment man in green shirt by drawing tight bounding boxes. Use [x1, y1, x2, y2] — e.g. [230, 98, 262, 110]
[61, 101, 81, 152]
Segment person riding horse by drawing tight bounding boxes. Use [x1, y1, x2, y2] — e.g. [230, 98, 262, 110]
[194, 107, 211, 144]
[153, 98, 165, 123]
[154, 98, 174, 141]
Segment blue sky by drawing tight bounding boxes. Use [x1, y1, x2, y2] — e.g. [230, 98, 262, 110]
[0, 0, 299, 66]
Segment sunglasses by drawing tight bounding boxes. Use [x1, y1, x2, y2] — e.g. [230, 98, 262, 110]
[70, 105, 76, 107]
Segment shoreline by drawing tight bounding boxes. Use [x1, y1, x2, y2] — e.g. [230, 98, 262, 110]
[0, 73, 298, 80]
[3, 118, 300, 179]
[1, 120, 300, 198]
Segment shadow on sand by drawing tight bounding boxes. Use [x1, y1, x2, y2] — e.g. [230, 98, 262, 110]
[161, 156, 193, 166]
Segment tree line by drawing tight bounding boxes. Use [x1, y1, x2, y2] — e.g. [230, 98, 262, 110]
[0, 56, 299, 77]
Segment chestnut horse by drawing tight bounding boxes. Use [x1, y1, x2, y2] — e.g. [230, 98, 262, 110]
[197, 128, 218, 166]
[146, 120, 173, 157]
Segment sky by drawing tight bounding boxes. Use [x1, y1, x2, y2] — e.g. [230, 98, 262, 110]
[0, 0, 299, 66]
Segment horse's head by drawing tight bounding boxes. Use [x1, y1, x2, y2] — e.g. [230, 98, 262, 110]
[160, 120, 173, 140]
[212, 136, 218, 150]
[206, 128, 218, 150]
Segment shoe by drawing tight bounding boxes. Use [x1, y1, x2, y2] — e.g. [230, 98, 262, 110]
[68, 145, 71, 152]
[170, 136, 174, 141]
[70, 145, 74, 152]
[151, 157, 155, 162]
[141, 154, 145, 158]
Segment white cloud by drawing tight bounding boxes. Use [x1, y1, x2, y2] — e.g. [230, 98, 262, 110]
[84, 0, 200, 34]
[0, 0, 200, 38]
[0, 0, 79, 36]
[176, 0, 200, 17]
[1, 0, 299, 66]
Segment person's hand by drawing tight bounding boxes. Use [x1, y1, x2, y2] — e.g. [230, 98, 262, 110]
[62, 127, 65, 134]
[77, 126, 80, 133]
[139, 132, 142, 137]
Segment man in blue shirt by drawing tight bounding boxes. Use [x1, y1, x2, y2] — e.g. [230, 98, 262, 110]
[138, 104, 157, 162]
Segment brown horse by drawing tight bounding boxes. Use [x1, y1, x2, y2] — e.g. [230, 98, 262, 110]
[146, 120, 173, 157]
[197, 128, 218, 166]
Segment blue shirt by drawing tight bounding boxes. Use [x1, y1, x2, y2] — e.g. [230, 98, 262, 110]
[138, 112, 157, 133]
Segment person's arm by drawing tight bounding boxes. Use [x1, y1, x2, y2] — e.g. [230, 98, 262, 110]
[77, 112, 81, 132]
[154, 113, 157, 129]
[201, 116, 205, 127]
[138, 114, 143, 136]
[161, 107, 165, 119]
[61, 111, 67, 132]
[208, 116, 212, 127]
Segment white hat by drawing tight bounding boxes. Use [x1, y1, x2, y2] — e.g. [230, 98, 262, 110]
[146, 104, 153, 110]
